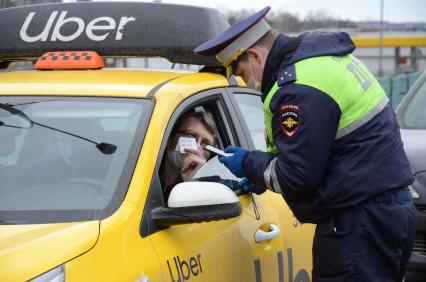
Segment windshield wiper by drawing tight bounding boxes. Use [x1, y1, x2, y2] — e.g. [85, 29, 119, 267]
[0, 102, 117, 155]
[0, 102, 33, 126]
[0, 120, 29, 129]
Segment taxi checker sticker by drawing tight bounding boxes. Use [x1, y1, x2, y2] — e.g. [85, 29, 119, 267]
[280, 104, 300, 137]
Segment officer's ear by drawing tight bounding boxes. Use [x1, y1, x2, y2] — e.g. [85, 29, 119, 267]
[246, 47, 267, 67]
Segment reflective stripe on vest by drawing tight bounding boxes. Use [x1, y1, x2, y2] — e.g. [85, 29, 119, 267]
[264, 82, 280, 153]
[264, 54, 388, 153]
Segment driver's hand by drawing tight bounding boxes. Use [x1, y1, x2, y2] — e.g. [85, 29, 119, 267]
[181, 148, 206, 181]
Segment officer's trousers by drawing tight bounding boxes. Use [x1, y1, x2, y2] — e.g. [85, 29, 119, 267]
[312, 189, 416, 282]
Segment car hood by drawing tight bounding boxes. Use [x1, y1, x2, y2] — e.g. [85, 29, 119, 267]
[401, 129, 426, 173]
[0, 221, 99, 281]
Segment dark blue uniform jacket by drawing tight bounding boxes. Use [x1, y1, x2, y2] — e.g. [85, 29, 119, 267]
[244, 32, 413, 223]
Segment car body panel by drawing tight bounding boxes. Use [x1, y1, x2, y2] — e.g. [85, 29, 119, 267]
[0, 66, 313, 282]
[151, 195, 284, 281]
[123, 73, 231, 206]
[0, 221, 99, 282]
[0, 2, 315, 281]
[267, 186, 315, 279]
[63, 201, 163, 282]
[0, 69, 187, 96]
[148, 84, 287, 281]
[227, 89, 316, 280]
[400, 129, 426, 174]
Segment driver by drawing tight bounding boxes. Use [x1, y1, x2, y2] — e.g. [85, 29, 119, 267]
[161, 110, 262, 200]
[161, 111, 217, 196]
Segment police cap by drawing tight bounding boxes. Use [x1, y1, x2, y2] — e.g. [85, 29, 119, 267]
[194, 6, 271, 75]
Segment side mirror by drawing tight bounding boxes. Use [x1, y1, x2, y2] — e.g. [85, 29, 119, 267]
[152, 182, 242, 226]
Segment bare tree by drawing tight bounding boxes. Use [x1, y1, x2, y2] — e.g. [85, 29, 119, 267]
[226, 9, 355, 33]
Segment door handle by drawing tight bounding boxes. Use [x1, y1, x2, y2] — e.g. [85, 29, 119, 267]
[255, 224, 280, 243]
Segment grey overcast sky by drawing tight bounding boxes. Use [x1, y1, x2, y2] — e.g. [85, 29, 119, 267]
[112, 0, 426, 23]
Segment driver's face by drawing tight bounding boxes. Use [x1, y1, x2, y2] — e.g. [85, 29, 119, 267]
[171, 117, 215, 160]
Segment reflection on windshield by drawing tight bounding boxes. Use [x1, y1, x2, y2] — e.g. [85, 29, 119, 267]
[0, 97, 148, 223]
[0, 101, 117, 154]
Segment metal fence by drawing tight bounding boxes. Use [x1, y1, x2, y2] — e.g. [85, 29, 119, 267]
[378, 72, 421, 108]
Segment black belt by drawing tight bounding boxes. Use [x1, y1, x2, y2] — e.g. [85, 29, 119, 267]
[331, 188, 412, 230]
[365, 188, 412, 205]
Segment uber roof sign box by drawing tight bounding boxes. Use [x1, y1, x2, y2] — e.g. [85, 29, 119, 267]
[0, 2, 229, 65]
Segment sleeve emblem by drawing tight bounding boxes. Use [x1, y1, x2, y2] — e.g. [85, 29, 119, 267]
[280, 104, 300, 137]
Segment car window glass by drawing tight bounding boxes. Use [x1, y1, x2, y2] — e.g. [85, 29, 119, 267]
[0, 97, 148, 215]
[402, 79, 426, 129]
[234, 94, 266, 150]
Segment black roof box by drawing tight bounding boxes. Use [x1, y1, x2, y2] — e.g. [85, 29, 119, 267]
[0, 2, 229, 66]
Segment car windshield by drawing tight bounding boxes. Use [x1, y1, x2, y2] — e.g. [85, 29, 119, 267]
[400, 75, 426, 129]
[0, 96, 150, 224]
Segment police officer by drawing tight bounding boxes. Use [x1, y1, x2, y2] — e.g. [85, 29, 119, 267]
[195, 7, 416, 282]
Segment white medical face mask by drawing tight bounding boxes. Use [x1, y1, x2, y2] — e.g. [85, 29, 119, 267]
[166, 141, 207, 173]
[196, 144, 207, 161]
[246, 56, 262, 91]
[166, 144, 182, 173]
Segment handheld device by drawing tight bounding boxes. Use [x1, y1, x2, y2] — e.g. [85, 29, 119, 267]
[204, 145, 232, 157]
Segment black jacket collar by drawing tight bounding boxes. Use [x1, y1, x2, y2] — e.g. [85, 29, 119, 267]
[261, 34, 292, 101]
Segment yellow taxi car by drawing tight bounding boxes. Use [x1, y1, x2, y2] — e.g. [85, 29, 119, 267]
[0, 2, 315, 281]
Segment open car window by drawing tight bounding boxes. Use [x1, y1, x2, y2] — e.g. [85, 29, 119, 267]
[158, 95, 242, 203]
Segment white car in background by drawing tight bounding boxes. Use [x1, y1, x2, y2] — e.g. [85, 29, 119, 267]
[397, 70, 426, 282]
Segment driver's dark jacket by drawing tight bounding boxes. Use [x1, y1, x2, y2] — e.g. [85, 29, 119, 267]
[243, 32, 413, 223]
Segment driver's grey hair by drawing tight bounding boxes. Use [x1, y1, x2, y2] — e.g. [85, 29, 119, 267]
[173, 110, 218, 144]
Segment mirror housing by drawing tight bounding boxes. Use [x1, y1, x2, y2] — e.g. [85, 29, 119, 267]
[152, 182, 241, 226]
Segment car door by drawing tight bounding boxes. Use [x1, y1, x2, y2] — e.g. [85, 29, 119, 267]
[228, 88, 315, 282]
[142, 88, 285, 282]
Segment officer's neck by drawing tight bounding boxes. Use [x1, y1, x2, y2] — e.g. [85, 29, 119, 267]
[261, 34, 292, 98]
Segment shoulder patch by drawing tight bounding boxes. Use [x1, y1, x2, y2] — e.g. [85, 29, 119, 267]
[280, 104, 300, 137]
[277, 64, 296, 87]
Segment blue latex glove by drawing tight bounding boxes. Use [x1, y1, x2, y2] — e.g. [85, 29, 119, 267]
[218, 146, 248, 178]
[238, 177, 267, 195]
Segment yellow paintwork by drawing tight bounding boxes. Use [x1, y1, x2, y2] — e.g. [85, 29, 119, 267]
[0, 69, 188, 96]
[0, 67, 314, 281]
[0, 221, 99, 282]
[124, 73, 231, 208]
[64, 201, 164, 281]
[149, 193, 285, 281]
[267, 193, 316, 279]
[352, 36, 426, 48]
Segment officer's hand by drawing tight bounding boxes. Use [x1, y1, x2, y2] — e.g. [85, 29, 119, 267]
[238, 177, 267, 195]
[218, 146, 248, 178]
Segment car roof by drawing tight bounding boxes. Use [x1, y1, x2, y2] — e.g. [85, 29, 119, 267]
[0, 69, 233, 97]
[0, 2, 241, 98]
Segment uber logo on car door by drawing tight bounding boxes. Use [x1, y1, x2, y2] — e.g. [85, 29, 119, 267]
[167, 254, 202, 282]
